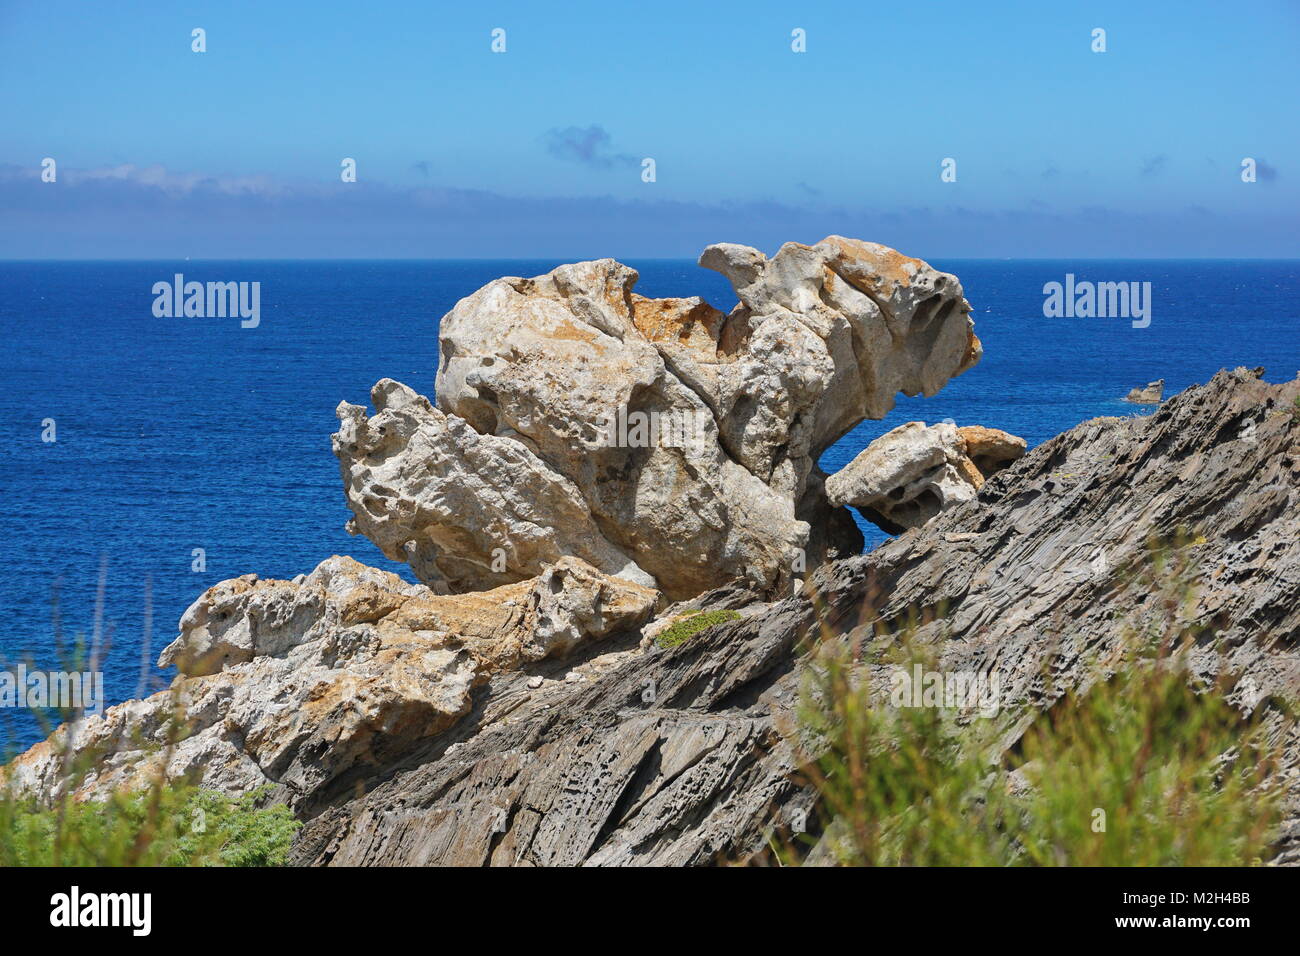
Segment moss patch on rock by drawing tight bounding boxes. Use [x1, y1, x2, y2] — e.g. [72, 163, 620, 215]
[655, 609, 741, 650]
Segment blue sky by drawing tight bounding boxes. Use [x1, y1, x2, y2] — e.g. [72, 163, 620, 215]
[1, 0, 1296, 257]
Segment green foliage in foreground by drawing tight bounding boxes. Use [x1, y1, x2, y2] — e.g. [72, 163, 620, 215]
[0, 784, 300, 867]
[798, 646, 1280, 866]
[656, 609, 741, 649]
[793, 546, 1287, 866]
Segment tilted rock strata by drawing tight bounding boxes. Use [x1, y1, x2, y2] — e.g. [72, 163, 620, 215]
[290, 594, 810, 866]
[7, 556, 656, 809]
[338, 237, 977, 601]
[292, 369, 1300, 866]
[825, 421, 1026, 533]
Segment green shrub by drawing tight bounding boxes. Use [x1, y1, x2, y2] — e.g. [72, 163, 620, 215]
[655, 609, 741, 649]
[791, 540, 1288, 866]
[0, 784, 300, 867]
[0, 579, 299, 867]
[797, 643, 1280, 866]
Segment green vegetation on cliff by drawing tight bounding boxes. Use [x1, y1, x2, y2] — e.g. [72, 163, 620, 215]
[656, 609, 741, 649]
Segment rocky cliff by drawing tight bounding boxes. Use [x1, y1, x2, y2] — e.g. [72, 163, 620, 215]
[292, 367, 1300, 865]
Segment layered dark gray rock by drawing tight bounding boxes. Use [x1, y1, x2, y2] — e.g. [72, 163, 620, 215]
[292, 367, 1300, 866]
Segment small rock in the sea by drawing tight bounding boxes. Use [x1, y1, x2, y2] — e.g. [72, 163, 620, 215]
[1124, 379, 1164, 403]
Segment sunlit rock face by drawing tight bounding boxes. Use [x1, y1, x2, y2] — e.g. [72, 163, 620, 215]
[825, 421, 1026, 533]
[337, 237, 980, 601]
[297, 369, 1300, 867]
[6, 555, 657, 808]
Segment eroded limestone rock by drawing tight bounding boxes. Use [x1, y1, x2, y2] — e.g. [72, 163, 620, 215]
[337, 238, 979, 601]
[6, 555, 656, 808]
[825, 421, 1026, 533]
[333, 379, 654, 594]
[957, 425, 1028, 477]
[696, 236, 982, 492]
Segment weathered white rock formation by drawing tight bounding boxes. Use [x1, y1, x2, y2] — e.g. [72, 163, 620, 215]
[336, 237, 981, 601]
[825, 422, 1026, 533]
[6, 555, 656, 806]
[333, 379, 657, 595]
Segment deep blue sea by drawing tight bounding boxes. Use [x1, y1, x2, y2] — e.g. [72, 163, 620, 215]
[2, 259, 1297, 748]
